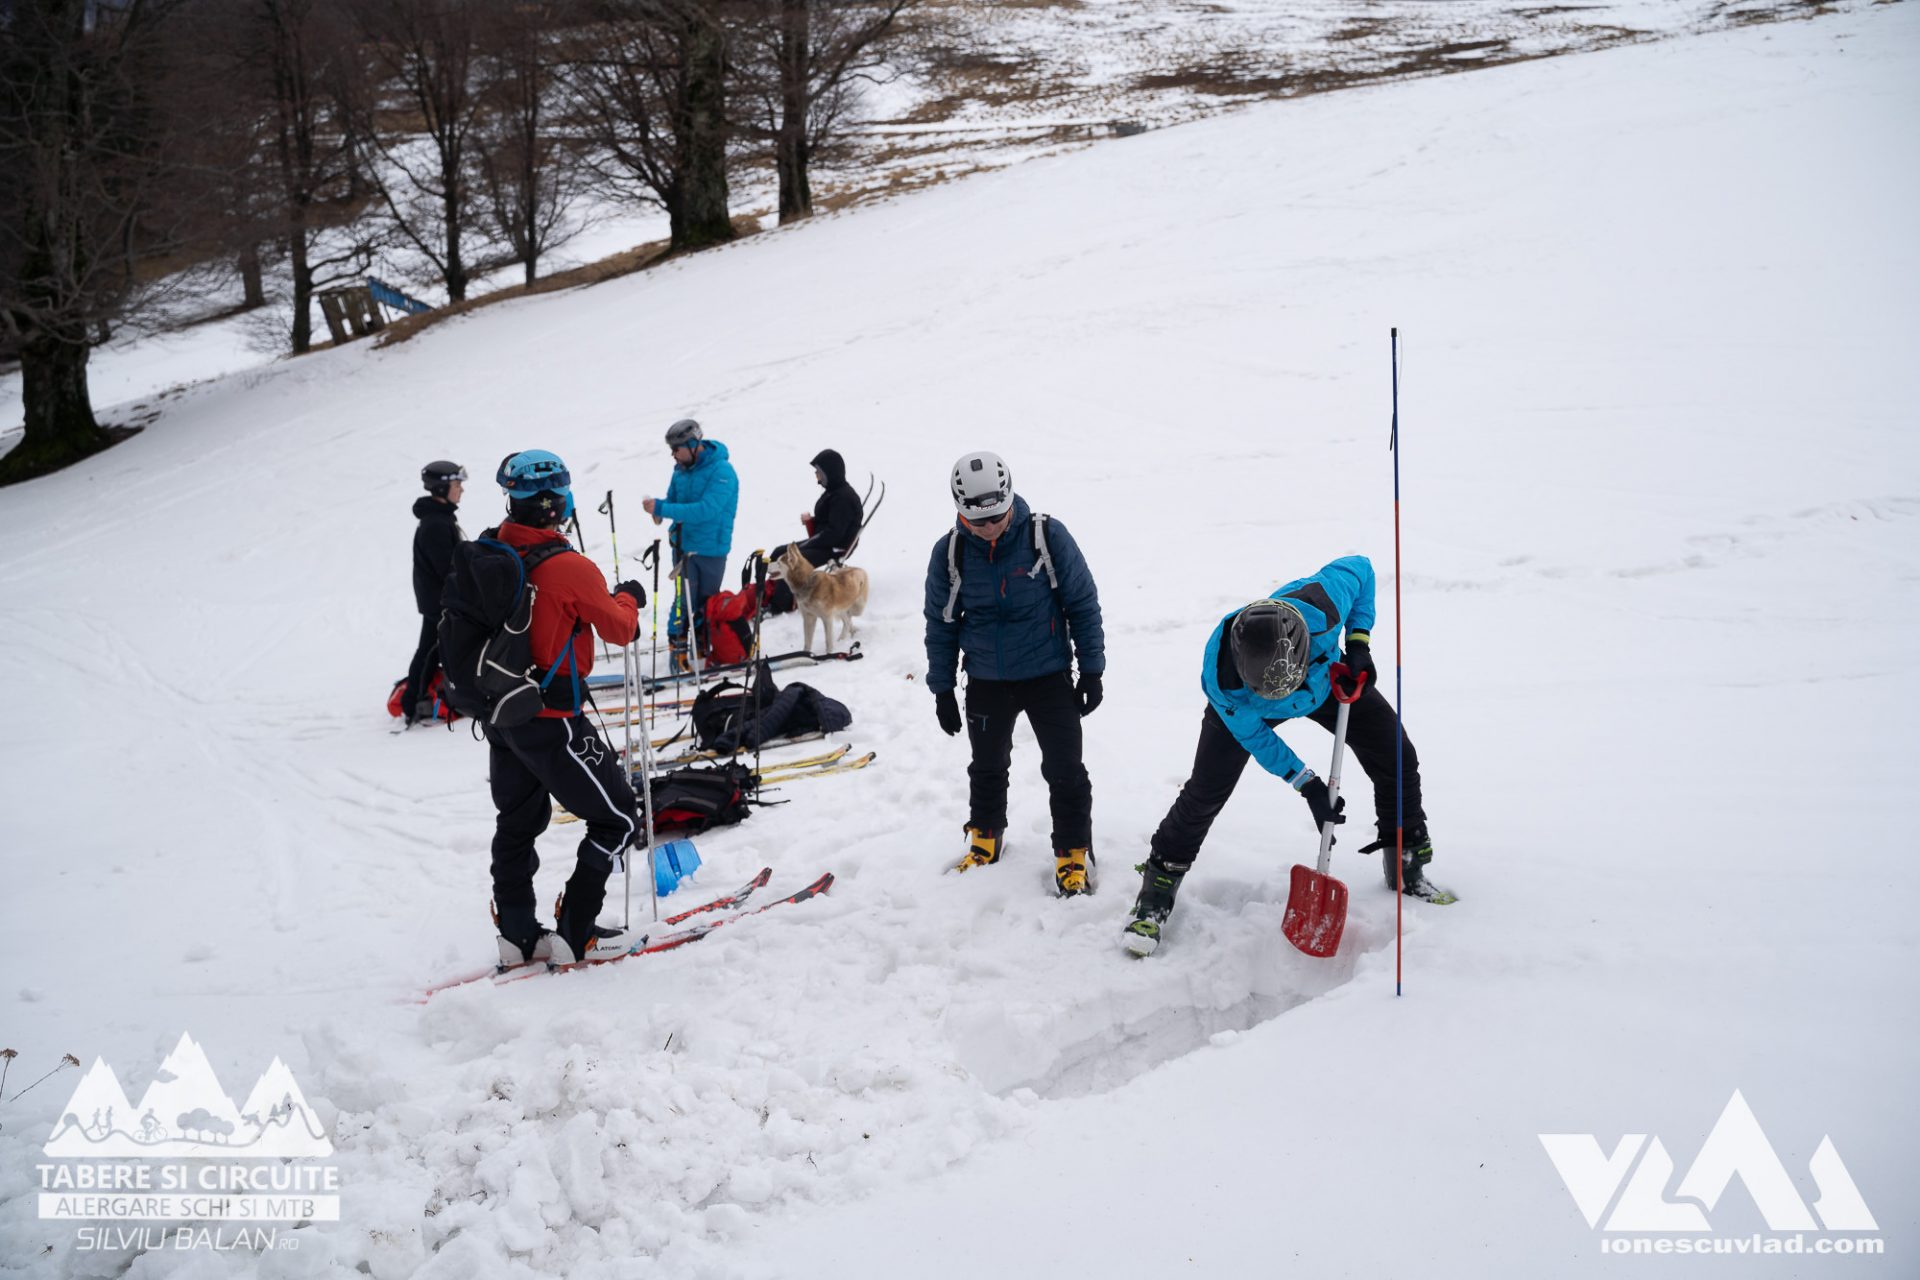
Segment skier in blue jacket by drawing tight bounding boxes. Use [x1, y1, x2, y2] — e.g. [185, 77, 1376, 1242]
[1123, 555, 1440, 956]
[644, 418, 738, 669]
[924, 450, 1106, 896]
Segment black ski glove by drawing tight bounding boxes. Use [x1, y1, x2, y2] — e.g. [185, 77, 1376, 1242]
[935, 689, 962, 737]
[1300, 776, 1346, 832]
[1076, 671, 1103, 717]
[1341, 636, 1376, 694]
[615, 579, 646, 608]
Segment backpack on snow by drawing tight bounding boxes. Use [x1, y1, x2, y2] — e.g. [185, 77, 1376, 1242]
[938, 514, 1059, 624]
[687, 664, 852, 755]
[702, 586, 763, 667]
[648, 763, 756, 836]
[437, 531, 582, 728]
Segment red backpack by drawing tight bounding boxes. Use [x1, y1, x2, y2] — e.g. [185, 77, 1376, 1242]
[703, 587, 762, 666]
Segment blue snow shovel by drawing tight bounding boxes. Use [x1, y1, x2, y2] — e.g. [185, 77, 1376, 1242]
[1283, 664, 1366, 957]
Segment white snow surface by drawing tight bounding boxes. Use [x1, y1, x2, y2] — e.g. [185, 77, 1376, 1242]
[2, 7, 1917, 1277]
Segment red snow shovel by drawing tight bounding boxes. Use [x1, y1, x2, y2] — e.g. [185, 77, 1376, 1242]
[1283, 664, 1366, 958]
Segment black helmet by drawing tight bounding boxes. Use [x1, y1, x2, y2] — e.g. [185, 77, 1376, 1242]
[665, 418, 703, 449]
[421, 460, 466, 497]
[1230, 599, 1311, 699]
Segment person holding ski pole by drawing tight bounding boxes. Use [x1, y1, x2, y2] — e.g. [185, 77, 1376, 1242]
[923, 451, 1105, 897]
[399, 460, 466, 726]
[461, 450, 649, 967]
[1123, 555, 1439, 957]
[644, 419, 738, 672]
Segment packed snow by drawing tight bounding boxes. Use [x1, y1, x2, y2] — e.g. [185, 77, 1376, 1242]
[1, 4, 1916, 1277]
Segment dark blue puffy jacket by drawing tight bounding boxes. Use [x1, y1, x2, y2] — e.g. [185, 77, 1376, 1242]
[922, 496, 1104, 693]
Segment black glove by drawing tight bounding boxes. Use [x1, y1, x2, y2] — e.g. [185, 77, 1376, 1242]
[935, 689, 962, 737]
[1300, 776, 1346, 832]
[615, 579, 646, 608]
[1076, 671, 1103, 717]
[1341, 637, 1376, 694]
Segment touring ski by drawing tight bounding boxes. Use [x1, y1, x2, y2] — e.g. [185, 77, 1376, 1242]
[639, 872, 835, 953]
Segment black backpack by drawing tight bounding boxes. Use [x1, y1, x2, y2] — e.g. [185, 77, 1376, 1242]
[649, 763, 756, 835]
[687, 664, 851, 754]
[437, 531, 578, 728]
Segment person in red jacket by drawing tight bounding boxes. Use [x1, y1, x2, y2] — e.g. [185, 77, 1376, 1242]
[487, 449, 650, 967]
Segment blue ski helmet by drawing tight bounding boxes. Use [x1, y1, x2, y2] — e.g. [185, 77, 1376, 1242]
[496, 449, 574, 524]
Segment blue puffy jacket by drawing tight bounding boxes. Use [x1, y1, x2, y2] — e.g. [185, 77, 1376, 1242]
[923, 496, 1105, 693]
[655, 439, 738, 557]
[1200, 556, 1377, 786]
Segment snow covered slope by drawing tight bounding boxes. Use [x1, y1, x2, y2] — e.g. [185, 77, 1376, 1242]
[1, 5, 1915, 1277]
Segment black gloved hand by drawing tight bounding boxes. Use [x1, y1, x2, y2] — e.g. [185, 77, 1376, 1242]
[615, 579, 646, 608]
[1300, 776, 1346, 832]
[935, 689, 962, 737]
[1342, 637, 1376, 694]
[1076, 671, 1103, 717]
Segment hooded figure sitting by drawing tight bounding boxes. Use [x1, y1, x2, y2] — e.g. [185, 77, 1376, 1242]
[778, 448, 863, 567]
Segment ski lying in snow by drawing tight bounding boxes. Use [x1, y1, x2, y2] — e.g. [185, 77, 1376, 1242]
[650, 732, 828, 769]
[638, 872, 835, 954]
[661, 866, 772, 925]
[491, 872, 836, 982]
[585, 646, 864, 694]
[758, 751, 876, 783]
[553, 746, 857, 822]
[419, 868, 779, 999]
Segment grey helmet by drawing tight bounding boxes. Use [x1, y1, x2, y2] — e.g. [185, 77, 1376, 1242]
[1230, 598, 1312, 699]
[421, 460, 466, 497]
[950, 450, 1012, 521]
[665, 418, 703, 449]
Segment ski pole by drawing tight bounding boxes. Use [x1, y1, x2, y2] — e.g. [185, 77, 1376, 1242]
[750, 551, 768, 782]
[1390, 326, 1405, 997]
[585, 503, 614, 670]
[643, 540, 662, 693]
[635, 648, 660, 923]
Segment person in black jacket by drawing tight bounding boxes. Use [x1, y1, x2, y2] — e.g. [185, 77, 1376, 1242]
[772, 449, 863, 568]
[401, 460, 465, 725]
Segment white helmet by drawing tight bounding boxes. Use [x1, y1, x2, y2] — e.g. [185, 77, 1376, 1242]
[950, 451, 1012, 521]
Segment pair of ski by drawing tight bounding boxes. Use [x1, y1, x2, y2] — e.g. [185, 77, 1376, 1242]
[419, 868, 833, 998]
[553, 745, 872, 823]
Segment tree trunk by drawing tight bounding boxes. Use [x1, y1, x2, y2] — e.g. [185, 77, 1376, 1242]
[777, 0, 812, 223]
[239, 244, 266, 309]
[288, 223, 314, 354]
[444, 184, 468, 302]
[1, 334, 105, 484]
[674, 15, 733, 252]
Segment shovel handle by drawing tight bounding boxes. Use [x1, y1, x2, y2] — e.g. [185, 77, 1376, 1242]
[1329, 661, 1367, 704]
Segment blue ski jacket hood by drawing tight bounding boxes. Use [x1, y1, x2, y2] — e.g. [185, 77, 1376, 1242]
[1201, 555, 1377, 785]
[656, 438, 738, 558]
[922, 495, 1105, 693]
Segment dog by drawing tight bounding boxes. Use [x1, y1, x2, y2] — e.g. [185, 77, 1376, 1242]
[770, 544, 868, 655]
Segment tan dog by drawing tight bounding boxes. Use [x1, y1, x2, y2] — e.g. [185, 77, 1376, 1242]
[771, 545, 868, 655]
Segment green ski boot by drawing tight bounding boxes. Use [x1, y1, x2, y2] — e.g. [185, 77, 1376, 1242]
[1122, 857, 1190, 957]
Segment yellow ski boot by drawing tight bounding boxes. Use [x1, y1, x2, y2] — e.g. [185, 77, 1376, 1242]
[1054, 847, 1096, 897]
[952, 826, 1003, 873]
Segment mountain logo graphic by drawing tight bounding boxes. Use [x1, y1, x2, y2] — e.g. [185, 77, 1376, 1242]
[43, 1033, 332, 1158]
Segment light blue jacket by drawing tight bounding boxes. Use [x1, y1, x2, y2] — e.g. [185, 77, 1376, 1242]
[1200, 556, 1377, 785]
[655, 439, 738, 557]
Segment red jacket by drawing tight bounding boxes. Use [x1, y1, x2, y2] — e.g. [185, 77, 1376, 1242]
[495, 522, 640, 717]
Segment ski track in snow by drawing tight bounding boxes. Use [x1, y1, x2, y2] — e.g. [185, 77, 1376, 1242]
[3, 5, 1918, 1278]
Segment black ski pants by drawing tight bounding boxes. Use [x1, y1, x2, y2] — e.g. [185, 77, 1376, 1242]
[485, 716, 639, 950]
[1149, 684, 1425, 866]
[965, 671, 1092, 849]
[400, 614, 440, 721]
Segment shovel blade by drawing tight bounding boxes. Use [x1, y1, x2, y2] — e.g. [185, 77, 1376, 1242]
[1283, 863, 1349, 958]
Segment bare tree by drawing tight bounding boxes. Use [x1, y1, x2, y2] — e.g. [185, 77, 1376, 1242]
[0, 0, 216, 482]
[471, 0, 588, 284]
[738, 0, 913, 223]
[211, 0, 376, 353]
[353, 0, 495, 303]
[562, 0, 736, 254]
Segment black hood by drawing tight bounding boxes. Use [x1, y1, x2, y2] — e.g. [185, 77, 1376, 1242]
[414, 495, 458, 519]
[810, 449, 847, 488]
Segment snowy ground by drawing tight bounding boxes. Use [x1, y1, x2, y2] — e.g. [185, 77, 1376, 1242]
[2, 3, 1916, 1277]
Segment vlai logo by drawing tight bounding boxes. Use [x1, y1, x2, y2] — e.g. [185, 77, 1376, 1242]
[36, 1033, 339, 1256]
[1540, 1090, 1883, 1258]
